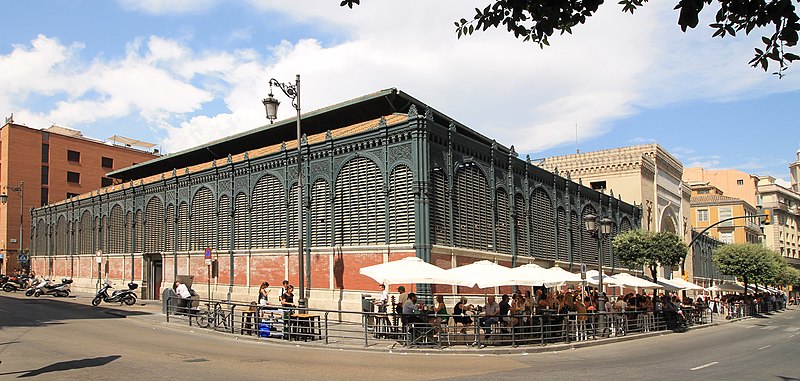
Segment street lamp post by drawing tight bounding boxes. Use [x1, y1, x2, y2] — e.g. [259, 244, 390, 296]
[1, 181, 25, 271]
[263, 74, 307, 309]
[585, 213, 612, 334]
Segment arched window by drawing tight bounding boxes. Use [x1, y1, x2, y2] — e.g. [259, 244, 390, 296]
[109, 205, 124, 253]
[190, 187, 215, 250]
[233, 193, 248, 250]
[389, 165, 414, 244]
[452, 163, 491, 250]
[252, 174, 286, 248]
[430, 168, 450, 246]
[334, 157, 385, 245]
[496, 188, 511, 254]
[530, 188, 555, 260]
[310, 180, 331, 247]
[145, 197, 164, 253]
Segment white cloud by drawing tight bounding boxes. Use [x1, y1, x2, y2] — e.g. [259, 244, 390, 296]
[4, 1, 800, 158]
[117, 0, 219, 14]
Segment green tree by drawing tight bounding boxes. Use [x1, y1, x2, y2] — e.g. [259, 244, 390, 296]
[612, 229, 688, 285]
[713, 243, 782, 294]
[773, 262, 800, 288]
[340, 0, 800, 77]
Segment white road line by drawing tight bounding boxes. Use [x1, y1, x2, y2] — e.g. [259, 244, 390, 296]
[761, 326, 779, 330]
[789, 334, 797, 339]
[690, 362, 719, 371]
[758, 345, 771, 350]
[783, 327, 800, 332]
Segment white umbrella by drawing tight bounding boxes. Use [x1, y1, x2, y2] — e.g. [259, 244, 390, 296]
[584, 269, 609, 286]
[659, 277, 704, 291]
[359, 257, 469, 286]
[608, 272, 663, 289]
[444, 260, 516, 288]
[508, 264, 563, 287]
[544, 266, 585, 286]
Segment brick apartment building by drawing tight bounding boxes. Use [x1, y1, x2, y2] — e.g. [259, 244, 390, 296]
[0, 121, 159, 274]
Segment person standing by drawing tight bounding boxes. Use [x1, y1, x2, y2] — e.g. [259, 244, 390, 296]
[280, 285, 296, 308]
[258, 282, 271, 307]
[374, 284, 389, 313]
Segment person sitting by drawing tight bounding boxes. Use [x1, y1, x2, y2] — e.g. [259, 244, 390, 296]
[402, 292, 426, 325]
[499, 294, 518, 332]
[453, 296, 474, 334]
[280, 285, 296, 308]
[612, 296, 628, 312]
[430, 295, 449, 330]
[480, 296, 501, 335]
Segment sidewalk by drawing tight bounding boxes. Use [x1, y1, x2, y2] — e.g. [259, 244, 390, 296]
[61, 290, 755, 355]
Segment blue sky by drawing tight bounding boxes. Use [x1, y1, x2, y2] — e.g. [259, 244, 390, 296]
[1, 0, 798, 185]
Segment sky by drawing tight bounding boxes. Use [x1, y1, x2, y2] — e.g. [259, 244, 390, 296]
[1, 0, 798, 186]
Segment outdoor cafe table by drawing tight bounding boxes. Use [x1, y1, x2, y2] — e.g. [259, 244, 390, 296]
[289, 313, 321, 341]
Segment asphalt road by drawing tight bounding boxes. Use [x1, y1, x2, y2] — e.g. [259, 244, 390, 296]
[0, 293, 798, 381]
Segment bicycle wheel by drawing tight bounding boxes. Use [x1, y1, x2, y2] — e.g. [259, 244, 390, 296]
[195, 310, 210, 328]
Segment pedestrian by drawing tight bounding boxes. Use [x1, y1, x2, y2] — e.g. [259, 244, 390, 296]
[280, 279, 289, 297]
[258, 282, 270, 306]
[374, 284, 389, 313]
[280, 284, 296, 308]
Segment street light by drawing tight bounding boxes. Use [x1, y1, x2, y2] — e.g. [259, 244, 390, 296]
[263, 74, 307, 309]
[1, 181, 25, 272]
[584, 213, 612, 311]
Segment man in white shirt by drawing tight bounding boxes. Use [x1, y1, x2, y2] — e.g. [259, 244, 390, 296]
[374, 284, 389, 313]
[174, 281, 192, 314]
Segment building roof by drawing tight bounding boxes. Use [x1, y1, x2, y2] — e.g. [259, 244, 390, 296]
[691, 193, 755, 210]
[108, 88, 500, 182]
[47, 113, 410, 206]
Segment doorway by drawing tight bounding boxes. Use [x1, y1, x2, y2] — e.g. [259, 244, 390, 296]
[144, 254, 163, 300]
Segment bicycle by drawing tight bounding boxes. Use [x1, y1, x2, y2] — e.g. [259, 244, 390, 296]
[195, 302, 232, 330]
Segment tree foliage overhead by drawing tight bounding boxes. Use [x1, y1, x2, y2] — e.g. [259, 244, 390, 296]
[339, 0, 800, 77]
[713, 243, 784, 293]
[612, 229, 688, 284]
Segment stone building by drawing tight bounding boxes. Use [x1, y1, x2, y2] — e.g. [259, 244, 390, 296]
[540, 144, 692, 278]
[688, 182, 761, 245]
[29, 89, 640, 308]
[757, 176, 800, 266]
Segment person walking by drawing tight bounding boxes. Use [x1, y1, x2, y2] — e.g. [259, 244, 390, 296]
[258, 282, 271, 307]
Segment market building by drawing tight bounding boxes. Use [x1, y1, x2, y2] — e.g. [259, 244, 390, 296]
[29, 89, 640, 309]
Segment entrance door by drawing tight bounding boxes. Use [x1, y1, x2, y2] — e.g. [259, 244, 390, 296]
[144, 254, 163, 300]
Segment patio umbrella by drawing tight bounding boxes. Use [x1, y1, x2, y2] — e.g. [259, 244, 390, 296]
[705, 282, 745, 293]
[608, 272, 663, 289]
[359, 257, 470, 286]
[544, 266, 585, 285]
[508, 264, 562, 287]
[443, 260, 517, 288]
[659, 277, 704, 291]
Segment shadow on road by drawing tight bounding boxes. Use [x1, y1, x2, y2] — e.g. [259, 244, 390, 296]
[0, 294, 152, 330]
[0, 355, 121, 378]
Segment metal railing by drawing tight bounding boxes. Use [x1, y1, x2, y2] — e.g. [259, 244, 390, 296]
[165, 296, 713, 349]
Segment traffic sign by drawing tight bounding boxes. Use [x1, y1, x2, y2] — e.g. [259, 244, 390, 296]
[96, 250, 103, 264]
[18, 254, 29, 262]
[204, 248, 212, 259]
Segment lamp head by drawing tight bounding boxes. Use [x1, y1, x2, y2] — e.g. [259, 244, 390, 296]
[584, 213, 597, 232]
[262, 93, 280, 121]
[600, 218, 613, 236]
[0, 193, 7, 204]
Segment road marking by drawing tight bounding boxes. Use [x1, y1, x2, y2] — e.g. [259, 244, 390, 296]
[758, 345, 771, 350]
[690, 362, 719, 371]
[761, 326, 778, 330]
[789, 334, 797, 339]
[783, 327, 800, 332]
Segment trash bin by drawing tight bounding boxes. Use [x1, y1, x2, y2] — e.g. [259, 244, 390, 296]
[361, 294, 374, 313]
[162, 288, 178, 315]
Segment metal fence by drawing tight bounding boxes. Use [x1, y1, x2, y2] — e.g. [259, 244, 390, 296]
[165, 296, 713, 349]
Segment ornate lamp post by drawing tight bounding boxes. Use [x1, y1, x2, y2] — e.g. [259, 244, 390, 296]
[263, 74, 307, 308]
[584, 213, 612, 312]
[1, 181, 25, 271]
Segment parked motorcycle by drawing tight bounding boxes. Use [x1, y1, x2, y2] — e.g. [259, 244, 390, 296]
[34, 278, 72, 297]
[92, 281, 138, 306]
[2, 274, 30, 292]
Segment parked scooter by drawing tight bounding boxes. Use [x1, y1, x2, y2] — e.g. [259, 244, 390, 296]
[92, 281, 138, 306]
[33, 277, 72, 297]
[2, 274, 30, 292]
[25, 277, 45, 296]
